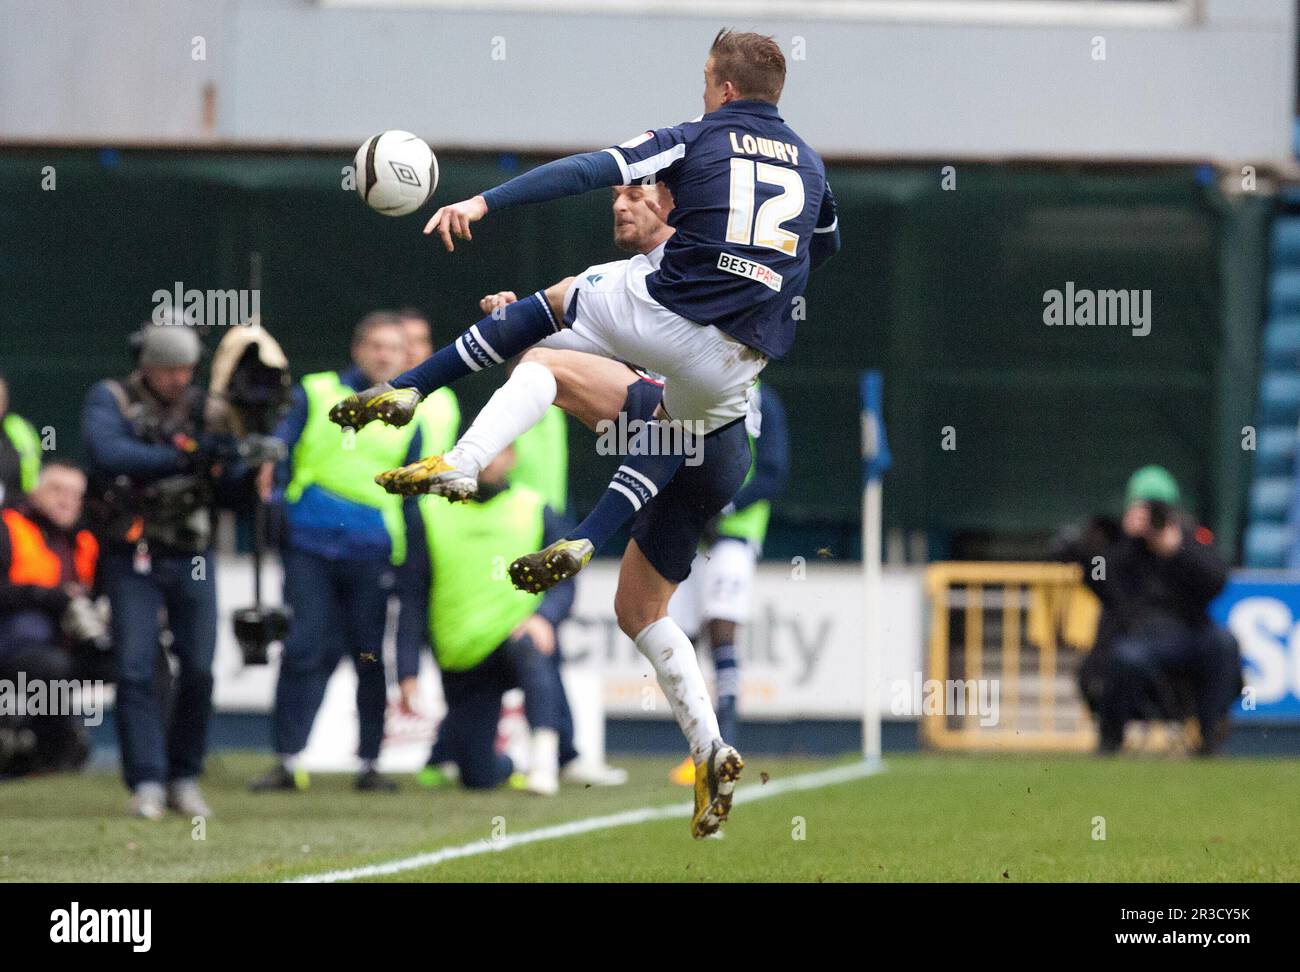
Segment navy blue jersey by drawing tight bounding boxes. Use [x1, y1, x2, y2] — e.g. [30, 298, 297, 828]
[605, 99, 837, 359]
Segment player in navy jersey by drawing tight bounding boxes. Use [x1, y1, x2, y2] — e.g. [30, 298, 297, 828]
[333, 29, 836, 556]
[330, 31, 839, 833]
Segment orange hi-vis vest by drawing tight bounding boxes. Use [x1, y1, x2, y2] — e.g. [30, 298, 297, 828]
[2, 508, 98, 589]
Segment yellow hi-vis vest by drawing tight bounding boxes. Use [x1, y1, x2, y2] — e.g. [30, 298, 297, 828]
[285, 371, 455, 566]
[2, 412, 41, 494]
[421, 485, 545, 672]
[510, 406, 568, 514]
[416, 386, 461, 455]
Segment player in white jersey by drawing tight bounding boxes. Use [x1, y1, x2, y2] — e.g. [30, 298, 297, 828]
[429, 184, 753, 836]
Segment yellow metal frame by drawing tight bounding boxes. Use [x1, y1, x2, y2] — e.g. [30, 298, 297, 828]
[923, 562, 1098, 752]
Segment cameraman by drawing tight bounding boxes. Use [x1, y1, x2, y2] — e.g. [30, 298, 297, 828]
[82, 323, 250, 819]
[1063, 466, 1241, 755]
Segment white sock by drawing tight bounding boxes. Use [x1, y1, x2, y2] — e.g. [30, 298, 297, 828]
[634, 617, 720, 762]
[447, 360, 557, 477]
[279, 753, 300, 771]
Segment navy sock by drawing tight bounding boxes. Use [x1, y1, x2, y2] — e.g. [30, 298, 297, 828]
[570, 420, 687, 551]
[713, 641, 739, 743]
[390, 291, 559, 395]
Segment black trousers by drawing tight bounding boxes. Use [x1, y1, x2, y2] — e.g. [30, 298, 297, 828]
[429, 634, 574, 789]
[1098, 623, 1241, 752]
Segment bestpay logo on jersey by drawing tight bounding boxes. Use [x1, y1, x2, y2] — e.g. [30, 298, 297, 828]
[718, 252, 783, 292]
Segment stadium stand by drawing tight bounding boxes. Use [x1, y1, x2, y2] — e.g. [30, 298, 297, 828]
[1246, 212, 1300, 566]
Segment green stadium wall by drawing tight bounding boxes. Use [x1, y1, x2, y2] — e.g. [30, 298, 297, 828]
[0, 150, 1271, 560]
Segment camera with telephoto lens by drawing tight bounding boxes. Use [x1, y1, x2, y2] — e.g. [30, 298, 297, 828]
[1147, 500, 1172, 532]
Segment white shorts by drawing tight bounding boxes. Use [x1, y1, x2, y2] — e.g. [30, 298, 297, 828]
[668, 537, 759, 636]
[546, 253, 767, 434]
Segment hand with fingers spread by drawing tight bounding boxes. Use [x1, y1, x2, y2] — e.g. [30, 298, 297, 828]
[328, 382, 423, 430]
[423, 195, 488, 252]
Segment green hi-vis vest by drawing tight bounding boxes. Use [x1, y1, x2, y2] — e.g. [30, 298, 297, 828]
[284, 371, 446, 566]
[422, 485, 545, 672]
[510, 406, 568, 514]
[2, 413, 41, 494]
[416, 386, 460, 455]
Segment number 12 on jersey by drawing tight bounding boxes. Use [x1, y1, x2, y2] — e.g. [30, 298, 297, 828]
[725, 158, 805, 257]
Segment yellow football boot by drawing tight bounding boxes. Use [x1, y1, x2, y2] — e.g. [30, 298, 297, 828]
[509, 538, 594, 593]
[375, 453, 477, 500]
[690, 740, 744, 839]
[329, 382, 422, 430]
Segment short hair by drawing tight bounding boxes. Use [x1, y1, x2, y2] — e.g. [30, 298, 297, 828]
[352, 310, 405, 347]
[396, 306, 429, 323]
[709, 29, 786, 104]
[40, 459, 85, 480]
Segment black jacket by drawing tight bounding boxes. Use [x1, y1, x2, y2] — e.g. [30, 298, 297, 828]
[1063, 513, 1228, 642]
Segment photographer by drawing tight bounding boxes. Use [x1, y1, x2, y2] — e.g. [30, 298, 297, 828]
[81, 323, 252, 819]
[250, 312, 452, 795]
[0, 462, 101, 777]
[1062, 466, 1241, 755]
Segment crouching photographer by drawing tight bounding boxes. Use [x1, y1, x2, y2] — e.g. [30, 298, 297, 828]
[0, 461, 103, 778]
[81, 323, 260, 819]
[1057, 466, 1242, 755]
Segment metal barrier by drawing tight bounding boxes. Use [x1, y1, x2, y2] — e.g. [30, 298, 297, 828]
[922, 562, 1100, 751]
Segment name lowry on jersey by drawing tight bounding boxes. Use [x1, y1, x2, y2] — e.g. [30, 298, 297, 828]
[728, 131, 800, 166]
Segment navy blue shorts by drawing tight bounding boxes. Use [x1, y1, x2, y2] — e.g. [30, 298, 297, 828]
[621, 378, 753, 584]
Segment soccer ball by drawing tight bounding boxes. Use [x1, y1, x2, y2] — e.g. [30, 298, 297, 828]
[354, 131, 439, 216]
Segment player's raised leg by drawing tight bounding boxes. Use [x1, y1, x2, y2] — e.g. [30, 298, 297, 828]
[375, 283, 579, 497]
[511, 330, 763, 591]
[328, 285, 565, 431]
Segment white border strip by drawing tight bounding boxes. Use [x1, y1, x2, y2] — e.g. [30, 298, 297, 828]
[319, 1, 1197, 29]
[287, 758, 884, 883]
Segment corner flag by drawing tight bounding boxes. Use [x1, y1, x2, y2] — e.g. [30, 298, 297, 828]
[860, 370, 892, 483]
[860, 370, 889, 762]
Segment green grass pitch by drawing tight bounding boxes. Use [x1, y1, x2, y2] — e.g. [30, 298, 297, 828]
[1, 751, 1296, 882]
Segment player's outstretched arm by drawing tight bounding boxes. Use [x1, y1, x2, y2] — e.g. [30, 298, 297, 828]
[423, 150, 624, 252]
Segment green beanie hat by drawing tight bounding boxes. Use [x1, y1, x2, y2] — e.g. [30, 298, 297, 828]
[1125, 465, 1180, 505]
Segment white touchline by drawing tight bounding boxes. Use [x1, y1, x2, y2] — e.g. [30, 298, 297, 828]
[287, 759, 885, 884]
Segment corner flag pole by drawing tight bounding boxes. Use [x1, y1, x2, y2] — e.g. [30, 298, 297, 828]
[860, 371, 891, 762]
